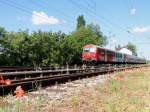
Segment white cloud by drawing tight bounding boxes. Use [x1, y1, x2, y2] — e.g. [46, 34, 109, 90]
[130, 8, 136, 16]
[32, 11, 60, 25]
[132, 26, 150, 33]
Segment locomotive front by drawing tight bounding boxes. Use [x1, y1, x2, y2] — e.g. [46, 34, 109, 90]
[82, 44, 97, 64]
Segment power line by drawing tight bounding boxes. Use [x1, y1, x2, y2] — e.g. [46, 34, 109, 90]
[67, 0, 128, 46]
[0, 0, 50, 22]
[2, 0, 122, 32]
[67, 0, 115, 34]
[29, 0, 75, 29]
[121, 0, 130, 10]
[0, 0, 67, 29]
[31, 0, 114, 33]
[80, 0, 96, 14]
[68, 0, 128, 33]
[70, 0, 135, 48]
[68, 0, 95, 19]
[30, 0, 75, 26]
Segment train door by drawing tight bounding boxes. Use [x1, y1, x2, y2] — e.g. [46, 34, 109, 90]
[98, 48, 105, 62]
[107, 51, 113, 62]
[112, 52, 115, 62]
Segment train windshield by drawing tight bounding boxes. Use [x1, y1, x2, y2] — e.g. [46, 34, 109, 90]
[83, 47, 96, 52]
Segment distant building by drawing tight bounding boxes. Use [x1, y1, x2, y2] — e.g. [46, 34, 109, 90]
[117, 47, 133, 55]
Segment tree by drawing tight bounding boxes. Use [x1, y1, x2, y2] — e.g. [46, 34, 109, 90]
[62, 23, 107, 65]
[87, 23, 107, 46]
[30, 30, 66, 67]
[0, 27, 9, 65]
[0, 15, 107, 66]
[76, 15, 86, 30]
[126, 42, 137, 56]
[0, 29, 31, 66]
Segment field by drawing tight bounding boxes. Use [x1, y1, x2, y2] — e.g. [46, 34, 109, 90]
[0, 67, 150, 112]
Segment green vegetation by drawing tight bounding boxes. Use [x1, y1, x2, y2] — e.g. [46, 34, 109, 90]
[97, 68, 150, 112]
[126, 42, 137, 56]
[108, 79, 121, 92]
[0, 15, 107, 66]
[76, 15, 86, 30]
[147, 60, 150, 64]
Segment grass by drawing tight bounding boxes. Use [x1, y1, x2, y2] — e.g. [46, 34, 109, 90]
[0, 67, 150, 112]
[101, 67, 150, 112]
[108, 79, 121, 92]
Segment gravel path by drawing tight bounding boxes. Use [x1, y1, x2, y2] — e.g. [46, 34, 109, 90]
[4, 73, 111, 110]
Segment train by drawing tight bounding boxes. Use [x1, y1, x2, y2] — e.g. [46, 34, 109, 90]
[82, 44, 146, 64]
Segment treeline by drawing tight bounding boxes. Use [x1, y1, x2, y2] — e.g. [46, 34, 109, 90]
[0, 15, 107, 67]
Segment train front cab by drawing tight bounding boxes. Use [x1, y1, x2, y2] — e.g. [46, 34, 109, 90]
[82, 44, 98, 64]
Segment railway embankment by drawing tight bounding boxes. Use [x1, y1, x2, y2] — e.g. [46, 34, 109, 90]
[0, 66, 150, 112]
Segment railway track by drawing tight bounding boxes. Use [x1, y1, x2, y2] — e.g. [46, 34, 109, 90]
[0, 64, 149, 95]
[0, 66, 62, 72]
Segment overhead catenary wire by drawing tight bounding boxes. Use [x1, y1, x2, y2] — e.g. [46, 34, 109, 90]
[1, 0, 121, 33]
[0, 0, 110, 44]
[29, 0, 75, 28]
[0, 0, 53, 24]
[68, 0, 129, 33]
[68, 0, 133, 47]
[0, 0, 72, 30]
[1, 0, 118, 36]
[121, 0, 143, 45]
[80, 0, 96, 14]
[67, 0, 117, 37]
[67, 0, 127, 46]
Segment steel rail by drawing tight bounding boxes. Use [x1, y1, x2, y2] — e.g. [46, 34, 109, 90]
[0, 67, 110, 76]
[0, 64, 149, 95]
[0, 64, 148, 87]
[0, 69, 114, 88]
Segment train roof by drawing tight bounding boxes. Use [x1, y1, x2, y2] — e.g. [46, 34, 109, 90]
[83, 44, 120, 53]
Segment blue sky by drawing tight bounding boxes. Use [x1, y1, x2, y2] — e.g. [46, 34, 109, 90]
[0, 0, 149, 60]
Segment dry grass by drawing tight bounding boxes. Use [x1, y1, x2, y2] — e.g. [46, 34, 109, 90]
[100, 67, 150, 112]
[0, 67, 150, 112]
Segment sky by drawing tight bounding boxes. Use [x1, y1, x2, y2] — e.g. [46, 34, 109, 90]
[0, 0, 149, 60]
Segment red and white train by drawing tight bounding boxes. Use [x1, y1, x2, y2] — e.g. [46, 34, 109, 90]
[82, 44, 146, 64]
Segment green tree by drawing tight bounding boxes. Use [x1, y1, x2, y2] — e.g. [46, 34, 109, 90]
[127, 42, 137, 56]
[30, 30, 51, 67]
[87, 23, 107, 46]
[0, 29, 31, 66]
[0, 27, 9, 65]
[62, 23, 107, 65]
[76, 15, 86, 30]
[0, 15, 107, 66]
[30, 30, 66, 67]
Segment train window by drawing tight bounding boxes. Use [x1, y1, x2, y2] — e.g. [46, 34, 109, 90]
[84, 48, 90, 52]
[90, 48, 96, 52]
[83, 47, 96, 52]
[101, 50, 105, 56]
